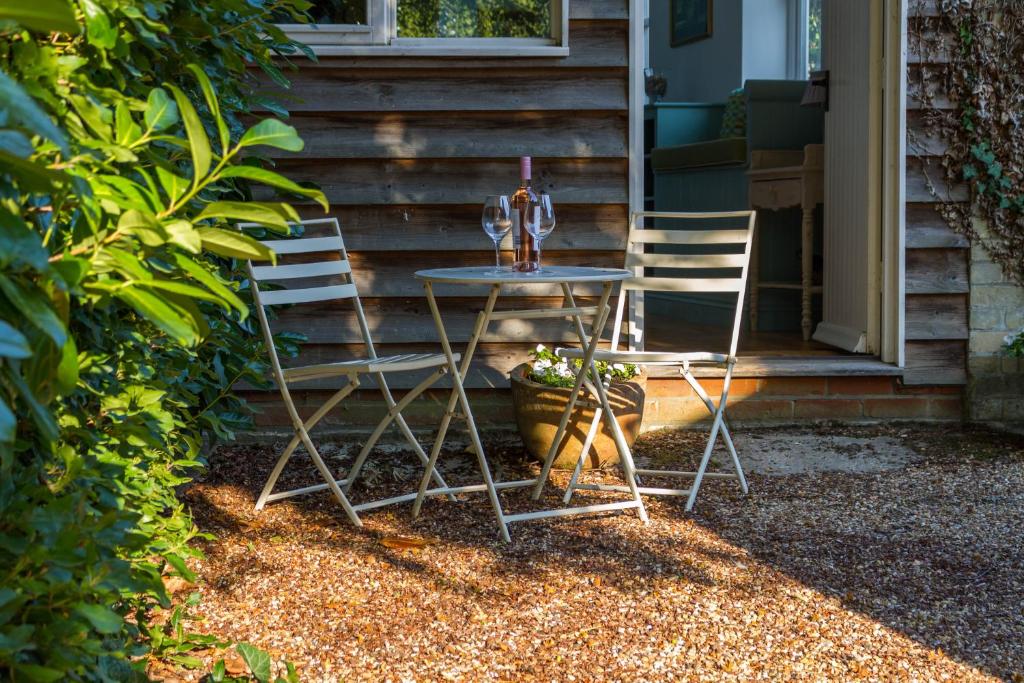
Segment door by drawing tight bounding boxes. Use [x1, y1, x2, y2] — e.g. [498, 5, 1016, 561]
[813, 0, 882, 353]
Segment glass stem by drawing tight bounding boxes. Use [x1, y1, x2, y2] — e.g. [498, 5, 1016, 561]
[536, 239, 542, 269]
[494, 240, 501, 269]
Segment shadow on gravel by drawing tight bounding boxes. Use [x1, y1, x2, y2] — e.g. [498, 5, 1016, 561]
[681, 424, 1024, 682]
[187, 423, 1024, 680]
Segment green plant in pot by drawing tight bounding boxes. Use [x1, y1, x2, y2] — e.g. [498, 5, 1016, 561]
[510, 345, 647, 470]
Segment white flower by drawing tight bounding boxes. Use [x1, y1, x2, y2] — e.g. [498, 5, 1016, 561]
[1006, 334, 1017, 346]
[533, 358, 552, 372]
[535, 343, 547, 353]
[556, 362, 574, 378]
[612, 363, 625, 372]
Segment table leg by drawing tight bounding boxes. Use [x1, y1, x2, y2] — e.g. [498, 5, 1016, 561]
[532, 282, 614, 501]
[801, 205, 814, 341]
[559, 285, 649, 523]
[414, 283, 511, 542]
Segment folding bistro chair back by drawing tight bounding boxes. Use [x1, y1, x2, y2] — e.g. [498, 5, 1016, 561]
[556, 210, 757, 511]
[244, 217, 455, 525]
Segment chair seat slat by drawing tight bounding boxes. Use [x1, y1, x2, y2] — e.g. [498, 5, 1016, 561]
[624, 252, 747, 269]
[258, 283, 357, 305]
[629, 229, 750, 245]
[622, 276, 744, 293]
[260, 236, 345, 255]
[252, 260, 351, 281]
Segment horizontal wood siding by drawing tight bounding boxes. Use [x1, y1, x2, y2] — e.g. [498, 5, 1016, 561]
[254, 2, 631, 392]
[903, 4, 969, 384]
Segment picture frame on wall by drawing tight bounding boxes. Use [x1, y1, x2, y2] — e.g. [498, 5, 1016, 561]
[671, 0, 713, 46]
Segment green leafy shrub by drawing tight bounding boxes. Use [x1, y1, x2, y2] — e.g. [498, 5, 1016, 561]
[0, 0, 321, 678]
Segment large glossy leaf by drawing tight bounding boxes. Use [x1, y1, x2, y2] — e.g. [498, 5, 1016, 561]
[0, 275, 66, 348]
[118, 209, 168, 247]
[185, 64, 228, 154]
[55, 333, 78, 395]
[0, 397, 14, 444]
[164, 219, 201, 253]
[197, 228, 274, 261]
[0, 321, 31, 359]
[156, 166, 188, 204]
[0, 130, 33, 158]
[219, 165, 328, 211]
[167, 84, 211, 181]
[172, 253, 248, 318]
[0, 70, 68, 154]
[5, 363, 59, 443]
[144, 88, 178, 132]
[144, 279, 232, 310]
[0, 0, 79, 34]
[0, 149, 63, 193]
[73, 603, 123, 634]
[116, 286, 198, 346]
[114, 101, 142, 146]
[195, 201, 297, 233]
[0, 207, 49, 272]
[238, 119, 304, 152]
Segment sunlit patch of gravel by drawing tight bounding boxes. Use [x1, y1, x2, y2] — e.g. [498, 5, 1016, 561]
[167, 424, 1024, 682]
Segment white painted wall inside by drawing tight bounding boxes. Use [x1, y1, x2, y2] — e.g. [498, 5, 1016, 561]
[649, 0, 791, 102]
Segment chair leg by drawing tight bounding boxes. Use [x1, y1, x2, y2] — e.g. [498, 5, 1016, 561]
[685, 407, 726, 513]
[683, 370, 748, 495]
[296, 427, 362, 526]
[255, 433, 302, 511]
[344, 370, 455, 498]
[563, 406, 603, 504]
[255, 381, 358, 511]
[585, 377, 649, 524]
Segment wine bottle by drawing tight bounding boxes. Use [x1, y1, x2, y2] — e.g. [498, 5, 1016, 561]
[511, 156, 539, 272]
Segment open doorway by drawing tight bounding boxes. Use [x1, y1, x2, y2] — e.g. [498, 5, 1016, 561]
[641, 0, 886, 359]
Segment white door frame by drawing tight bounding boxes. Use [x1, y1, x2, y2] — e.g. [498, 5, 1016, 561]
[880, 0, 907, 366]
[627, 0, 906, 365]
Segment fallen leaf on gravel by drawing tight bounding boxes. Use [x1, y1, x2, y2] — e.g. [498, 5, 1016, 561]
[223, 654, 247, 676]
[379, 535, 435, 550]
[162, 576, 191, 595]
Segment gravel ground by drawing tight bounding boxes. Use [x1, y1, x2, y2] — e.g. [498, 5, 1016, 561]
[163, 424, 1024, 682]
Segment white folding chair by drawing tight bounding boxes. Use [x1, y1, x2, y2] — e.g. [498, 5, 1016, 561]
[555, 210, 757, 512]
[244, 217, 457, 526]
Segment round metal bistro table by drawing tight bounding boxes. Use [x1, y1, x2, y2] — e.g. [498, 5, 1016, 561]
[410, 266, 648, 542]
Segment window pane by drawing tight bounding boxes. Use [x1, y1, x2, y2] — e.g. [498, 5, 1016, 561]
[397, 0, 552, 38]
[277, 0, 368, 25]
[807, 0, 822, 72]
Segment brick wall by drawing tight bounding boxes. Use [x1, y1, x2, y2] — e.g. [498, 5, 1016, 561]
[645, 376, 963, 428]
[243, 375, 964, 439]
[968, 220, 1024, 423]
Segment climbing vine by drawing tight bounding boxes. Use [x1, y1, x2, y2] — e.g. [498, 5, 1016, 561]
[910, 0, 1024, 286]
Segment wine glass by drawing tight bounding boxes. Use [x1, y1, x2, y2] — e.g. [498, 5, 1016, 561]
[481, 195, 512, 273]
[525, 193, 556, 272]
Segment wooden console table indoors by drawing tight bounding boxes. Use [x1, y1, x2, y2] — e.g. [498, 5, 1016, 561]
[746, 144, 824, 341]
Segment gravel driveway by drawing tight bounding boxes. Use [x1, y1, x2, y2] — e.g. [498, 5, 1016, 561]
[166, 424, 1024, 682]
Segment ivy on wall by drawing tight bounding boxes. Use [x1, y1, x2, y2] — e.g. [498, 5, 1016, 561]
[910, 0, 1024, 286]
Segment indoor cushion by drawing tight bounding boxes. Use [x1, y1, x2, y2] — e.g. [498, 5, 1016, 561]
[719, 88, 747, 139]
[650, 137, 748, 172]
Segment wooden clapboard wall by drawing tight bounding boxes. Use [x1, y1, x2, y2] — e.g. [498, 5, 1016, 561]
[903, 0, 969, 385]
[254, 0, 630, 390]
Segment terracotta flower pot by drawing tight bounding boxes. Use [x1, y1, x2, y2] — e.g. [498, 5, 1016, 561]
[509, 363, 647, 470]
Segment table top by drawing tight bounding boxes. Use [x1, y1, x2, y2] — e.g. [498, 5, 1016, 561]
[415, 265, 632, 285]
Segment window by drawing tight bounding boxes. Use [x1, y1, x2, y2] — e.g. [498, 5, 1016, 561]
[807, 0, 822, 72]
[278, 0, 568, 54]
[787, 0, 823, 78]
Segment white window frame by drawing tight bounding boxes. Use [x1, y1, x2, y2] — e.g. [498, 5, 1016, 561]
[280, 0, 569, 56]
[786, 0, 810, 79]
